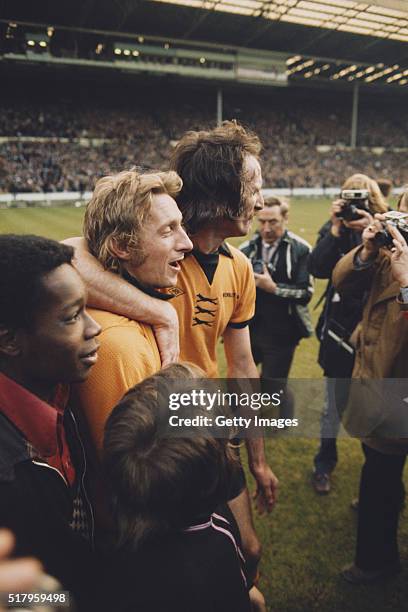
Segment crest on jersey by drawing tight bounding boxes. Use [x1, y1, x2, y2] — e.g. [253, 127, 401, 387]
[166, 286, 185, 298]
[193, 294, 218, 327]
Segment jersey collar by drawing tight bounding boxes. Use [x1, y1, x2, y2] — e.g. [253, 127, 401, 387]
[189, 242, 233, 259]
[121, 269, 174, 301]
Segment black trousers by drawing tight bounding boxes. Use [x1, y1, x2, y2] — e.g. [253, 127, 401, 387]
[251, 341, 297, 419]
[356, 443, 406, 570]
[313, 378, 352, 475]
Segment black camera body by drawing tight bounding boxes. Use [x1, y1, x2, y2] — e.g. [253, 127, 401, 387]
[335, 189, 371, 222]
[252, 259, 265, 274]
[372, 211, 408, 248]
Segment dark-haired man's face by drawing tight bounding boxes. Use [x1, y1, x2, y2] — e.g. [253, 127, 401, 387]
[223, 155, 264, 238]
[16, 264, 101, 394]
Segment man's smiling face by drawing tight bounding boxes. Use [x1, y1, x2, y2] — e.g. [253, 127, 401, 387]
[125, 193, 193, 288]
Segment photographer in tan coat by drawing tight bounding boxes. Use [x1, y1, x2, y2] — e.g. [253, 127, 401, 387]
[332, 215, 408, 584]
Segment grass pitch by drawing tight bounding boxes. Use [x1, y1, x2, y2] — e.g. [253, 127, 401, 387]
[1, 199, 407, 611]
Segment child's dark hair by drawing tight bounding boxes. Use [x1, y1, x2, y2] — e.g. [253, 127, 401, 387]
[103, 363, 239, 550]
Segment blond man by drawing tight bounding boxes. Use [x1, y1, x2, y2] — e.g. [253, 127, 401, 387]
[73, 169, 192, 449]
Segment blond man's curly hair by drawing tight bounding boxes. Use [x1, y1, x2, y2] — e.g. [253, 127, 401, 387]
[84, 168, 182, 272]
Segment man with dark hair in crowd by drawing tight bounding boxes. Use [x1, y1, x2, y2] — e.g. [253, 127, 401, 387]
[0, 235, 101, 608]
[65, 120, 278, 581]
[310, 174, 387, 494]
[103, 363, 265, 612]
[333, 217, 408, 583]
[240, 195, 313, 420]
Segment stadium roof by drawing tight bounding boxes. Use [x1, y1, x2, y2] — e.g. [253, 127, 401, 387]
[152, 1, 408, 42]
[2, 0, 408, 66]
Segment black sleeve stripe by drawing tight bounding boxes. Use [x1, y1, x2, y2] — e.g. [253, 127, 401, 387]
[228, 318, 252, 329]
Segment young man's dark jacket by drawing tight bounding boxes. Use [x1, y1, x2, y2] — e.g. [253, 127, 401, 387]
[240, 230, 313, 345]
[0, 404, 98, 608]
[310, 221, 364, 377]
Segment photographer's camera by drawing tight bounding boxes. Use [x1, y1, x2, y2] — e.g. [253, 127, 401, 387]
[252, 259, 265, 274]
[335, 189, 371, 222]
[372, 211, 408, 248]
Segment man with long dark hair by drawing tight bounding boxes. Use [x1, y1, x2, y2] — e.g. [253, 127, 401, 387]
[64, 121, 278, 582]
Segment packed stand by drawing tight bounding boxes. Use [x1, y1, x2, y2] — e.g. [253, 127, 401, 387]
[1, 91, 408, 193]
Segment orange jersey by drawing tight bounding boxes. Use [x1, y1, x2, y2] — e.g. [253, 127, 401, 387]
[74, 308, 161, 450]
[170, 243, 255, 377]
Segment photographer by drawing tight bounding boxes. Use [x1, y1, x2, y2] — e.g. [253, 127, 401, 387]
[240, 196, 313, 420]
[390, 225, 408, 321]
[388, 190, 408, 318]
[332, 215, 408, 584]
[310, 174, 387, 494]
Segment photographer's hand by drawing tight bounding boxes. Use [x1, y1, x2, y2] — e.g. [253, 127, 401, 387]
[254, 266, 277, 293]
[330, 200, 343, 237]
[388, 223, 408, 287]
[374, 213, 388, 222]
[343, 208, 373, 233]
[360, 219, 382, 262]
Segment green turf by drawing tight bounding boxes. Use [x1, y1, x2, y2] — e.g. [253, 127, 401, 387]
[1, 199, 407, 611]
[0, 205, 85, 239]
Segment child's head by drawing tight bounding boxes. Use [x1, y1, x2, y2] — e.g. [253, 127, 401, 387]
[103, 363, 239, 549]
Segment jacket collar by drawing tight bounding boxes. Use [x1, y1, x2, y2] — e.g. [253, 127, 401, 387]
[0, 411, 31, 482]
[0, 373, 64, 461]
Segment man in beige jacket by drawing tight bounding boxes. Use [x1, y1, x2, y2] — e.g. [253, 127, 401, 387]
[332, 218, 408, 584]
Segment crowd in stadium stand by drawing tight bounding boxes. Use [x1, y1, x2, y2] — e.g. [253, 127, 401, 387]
[1, 95, 408, 193]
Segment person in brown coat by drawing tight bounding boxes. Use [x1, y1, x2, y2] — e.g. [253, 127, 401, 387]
[388, 220, 408, 319]
[332, 217, 408, 584]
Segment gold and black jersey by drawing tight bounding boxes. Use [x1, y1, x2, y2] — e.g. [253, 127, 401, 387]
[170, 243, 255, 377]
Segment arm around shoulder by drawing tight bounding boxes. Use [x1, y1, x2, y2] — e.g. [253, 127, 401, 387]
[62, 237, 180, 364]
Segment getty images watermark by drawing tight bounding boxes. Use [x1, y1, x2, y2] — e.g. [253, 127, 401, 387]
[154, 378, 408, 439]
[167, 388, 298, 432]
[152, 379, 305, 438]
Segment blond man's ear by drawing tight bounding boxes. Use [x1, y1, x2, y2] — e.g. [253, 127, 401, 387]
[108, 237, 132, 261]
